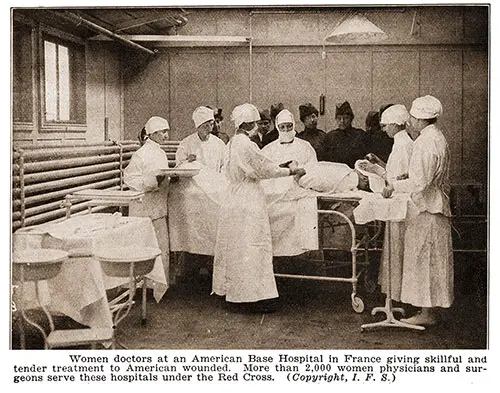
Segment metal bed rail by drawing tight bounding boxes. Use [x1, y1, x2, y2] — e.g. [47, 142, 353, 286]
[274, 197, 383, 313]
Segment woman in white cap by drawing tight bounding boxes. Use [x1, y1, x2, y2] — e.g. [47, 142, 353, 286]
[124, 116, 171, 281]
[382, 95, 453, 326]
[212, 103, 306, 312]
[262, 109, 317, 167]
[175, 106, 226, 172]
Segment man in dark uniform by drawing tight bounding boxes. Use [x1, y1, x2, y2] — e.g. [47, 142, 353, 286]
[296, 103, 326, 157]
[250, 109, 275, 149]
[209, 107, 230, 144]
[365, 109, 393, 163]
[265, 103, 283, 145]
[319, 101, 369, 167]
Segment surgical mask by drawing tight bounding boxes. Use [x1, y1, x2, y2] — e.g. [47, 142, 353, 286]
[247, 124, 259, 138]
[279, 130, 296, 143]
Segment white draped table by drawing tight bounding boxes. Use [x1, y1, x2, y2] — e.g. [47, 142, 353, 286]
[12, 213, 168, 329]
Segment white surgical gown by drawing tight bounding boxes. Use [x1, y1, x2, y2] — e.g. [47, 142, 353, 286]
[393, 124, 453, 308]
[212, 133, 289, 303]
[378, 130, 413, 301]
[124, 139, 171, 282]
[175, 132, 227, 172]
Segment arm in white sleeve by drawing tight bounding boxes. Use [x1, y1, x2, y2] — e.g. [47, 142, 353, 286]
[386, 144, 412, 184]
[218, 144, 228, 172]
[175, 142, 189, 167]
[142, 173, 159, 191]
[124, 154, 159, 192]
[393, 145, 437, 194]
[308, 145, 318, 164]
[124, 155, 145, 191]
[244, 142, 290, 179]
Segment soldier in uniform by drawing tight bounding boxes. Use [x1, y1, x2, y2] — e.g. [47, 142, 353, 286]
[319, 101, 369, 167]
[296, 102, 326, 157]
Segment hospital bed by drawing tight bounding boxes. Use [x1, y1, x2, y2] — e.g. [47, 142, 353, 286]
[168, 172, 383, 313]
[270, 191, 383, 313]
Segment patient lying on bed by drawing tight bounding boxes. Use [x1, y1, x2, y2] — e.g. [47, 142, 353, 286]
[298, 161, 370, 193]
[261, 161, 373, 203]
[168, 159, 379, 257]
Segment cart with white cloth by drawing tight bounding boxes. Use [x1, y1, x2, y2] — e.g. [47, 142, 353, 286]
[352, 193, 425, 331]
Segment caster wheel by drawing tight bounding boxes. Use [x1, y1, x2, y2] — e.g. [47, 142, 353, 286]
[351, 296, 365, 313]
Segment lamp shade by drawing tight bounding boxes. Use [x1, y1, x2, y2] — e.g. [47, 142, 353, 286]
[325, 14, 388, 44]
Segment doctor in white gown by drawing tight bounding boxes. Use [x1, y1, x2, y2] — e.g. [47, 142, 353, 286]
[212, 103, 305, 308]
[376, 104, 414, 301]
[261, 109, 319, 255]
[175, 106, 227, 172]
[383, 96, 453, 326]
[124, 116, 171, 282]
[262, 109, 317, 167]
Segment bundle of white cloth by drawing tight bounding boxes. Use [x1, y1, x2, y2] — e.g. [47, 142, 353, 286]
[297, 161, 360, 193]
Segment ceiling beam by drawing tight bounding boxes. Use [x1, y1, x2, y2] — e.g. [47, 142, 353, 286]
[90, 35, 251, 47]
[57, 11, 157, 56]
[88, 15, 176, 41]
[113, 15, 178, 32]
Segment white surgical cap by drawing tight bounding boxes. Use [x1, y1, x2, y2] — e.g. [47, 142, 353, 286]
[380, 104, 409, 125]
[145, 116, 170, 135]
[231, 103, 260, 128]
[275, 109, 295, 126]
[192, 106, 215, 128]
[409, 95, 443, 120]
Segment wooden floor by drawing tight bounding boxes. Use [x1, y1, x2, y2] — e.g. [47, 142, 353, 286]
[12, 251, 488, 350]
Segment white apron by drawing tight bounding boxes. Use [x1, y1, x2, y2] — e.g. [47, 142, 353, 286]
[378, 221, 405, 301]
[212, 181, 278, 303]
[400, 212, 454, 308]
[378, 130, 413, 300]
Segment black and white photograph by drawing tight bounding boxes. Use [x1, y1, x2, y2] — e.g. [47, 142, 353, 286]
[5, 0, 494, 389]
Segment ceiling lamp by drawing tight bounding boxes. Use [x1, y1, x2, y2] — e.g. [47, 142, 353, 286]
[324, 13, 388, 44]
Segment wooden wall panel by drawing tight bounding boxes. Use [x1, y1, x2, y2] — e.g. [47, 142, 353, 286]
[324, 51, 372, 131]
[462, 50, 488, 184]
[169, 52, 217, 140]
[85, 44, 106, 143]
[252, 12, 322, 46]
[372, 50, 420, 112]
[251, 50, 272, 111]
[217, 50, 250, 138]
[263, 50, 323, 132]
[420, 50, 462, 182]
[463, 6, 489, 43]
[417, 7, 463, 43]
[123, 52, 171, 141]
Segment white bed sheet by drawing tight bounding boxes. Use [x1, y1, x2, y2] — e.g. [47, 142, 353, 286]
[168, 170, 374, 257]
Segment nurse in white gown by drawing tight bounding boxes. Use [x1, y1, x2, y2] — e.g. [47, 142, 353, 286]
[175, 106, 227, 172]
[375, 104, 414, 302]
[383, 96, 453, 326]
[212, 103, 305, 307]
[124, 116, 171, 282]
[262, 109, 317, 167]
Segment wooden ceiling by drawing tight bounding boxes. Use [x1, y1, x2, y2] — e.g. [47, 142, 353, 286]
[13, 8, 189, 39]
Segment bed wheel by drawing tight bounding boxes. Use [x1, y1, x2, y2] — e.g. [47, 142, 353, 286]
[351, 295, 364, 313]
